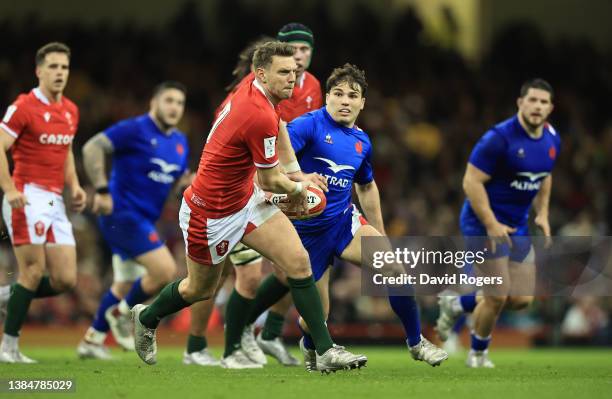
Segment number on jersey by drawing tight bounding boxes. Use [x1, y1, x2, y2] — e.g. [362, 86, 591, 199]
[207, 102, 231, 143]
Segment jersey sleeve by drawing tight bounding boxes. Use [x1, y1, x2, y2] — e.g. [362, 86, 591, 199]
[245, 115, 279, 169]
[103, 119, 137, 153]
[468, 129, 507, 175]
[355, 139, 374, 185]
[287, 113, 316, 154]
[0, 101, 30, 139]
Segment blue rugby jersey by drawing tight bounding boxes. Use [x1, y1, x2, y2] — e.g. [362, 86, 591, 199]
[104, 114, 189, 221]
[460, 115, 561, 228]
[288, 107, 373, 232]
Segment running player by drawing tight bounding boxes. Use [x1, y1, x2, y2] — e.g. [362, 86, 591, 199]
[131, 42, 366, 373]
[436, 78, 560, 367]
[245, 63, 448, 372]
[74, 82, 210, 362]
[0, 42, 87, 363]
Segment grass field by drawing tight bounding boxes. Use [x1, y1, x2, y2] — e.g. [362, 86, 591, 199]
[1, 347, 611, 399]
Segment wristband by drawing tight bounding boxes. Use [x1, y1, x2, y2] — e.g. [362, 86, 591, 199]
[283, 161, 301, 174]
[96, 187, 110, 194]
[291, 182, 303, 195]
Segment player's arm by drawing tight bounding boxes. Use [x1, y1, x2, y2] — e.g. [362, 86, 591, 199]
[0, 129, 26, 208]
[463, 163, 515, 246]
[533, 175, 552, 244]
[65, 143, 87, 213]
[355, 180, 385, 234]
[257, 165, 310, 218]
[82, 132, 114, 214]
[278, 120, 327, 191]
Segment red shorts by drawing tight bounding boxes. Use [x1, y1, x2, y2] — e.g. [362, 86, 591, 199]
[179, 187, 279, 265]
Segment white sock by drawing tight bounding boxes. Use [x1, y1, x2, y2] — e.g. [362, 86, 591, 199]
[0, 285, 10, 301]
[118, 300, 130, 315]
[1, 333, 19, 351]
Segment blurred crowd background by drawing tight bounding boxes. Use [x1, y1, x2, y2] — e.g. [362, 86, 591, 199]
[0, 0, 610, 346]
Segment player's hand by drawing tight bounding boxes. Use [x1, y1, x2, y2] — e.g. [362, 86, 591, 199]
[485, 221, 517, 254]
[5, 188, 27, 209]
[71, 185, 87, 213]
[287, 182, 310, 219]
[288, 171, 328, 192]
[535, 214, 553, 249]
[91, 193, 113, 215]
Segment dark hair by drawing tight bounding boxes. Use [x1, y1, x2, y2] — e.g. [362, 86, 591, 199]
[277, 22, 314, 47]
[252, 41, 295, 70]
[520, 78, 554, 100]
[325, 63, 368, 97]
[35, 42, 71, 66]
[226, 36, 274, 92]
[153, 81, 187, 97]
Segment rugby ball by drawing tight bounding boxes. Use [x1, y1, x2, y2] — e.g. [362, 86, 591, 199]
[266, 186, 327, 220]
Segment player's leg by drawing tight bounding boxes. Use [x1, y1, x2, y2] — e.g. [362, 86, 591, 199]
[242, 210, 366, 371]
[256, 291, 300, 366]
[505, 244, 536, 311]
[184, 260, 231, 367]
[467, 257, 511, 368]
[340, 222, 447, 366]
[0, 244, 45, 364]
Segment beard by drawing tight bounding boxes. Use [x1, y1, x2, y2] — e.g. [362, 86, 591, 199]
[520, 110, 545, 131]
[154, 110, 175, 131]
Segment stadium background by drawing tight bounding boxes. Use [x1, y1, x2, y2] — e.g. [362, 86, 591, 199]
[0, 0, 610, 348]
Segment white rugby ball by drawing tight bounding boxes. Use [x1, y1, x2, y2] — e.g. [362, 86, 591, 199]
[266, 186, 327, 220]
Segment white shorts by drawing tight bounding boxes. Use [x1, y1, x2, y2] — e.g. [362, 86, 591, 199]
[1, 183, 75, 246]
[112, 255, 147, 283]
[179, 187, 279, 266]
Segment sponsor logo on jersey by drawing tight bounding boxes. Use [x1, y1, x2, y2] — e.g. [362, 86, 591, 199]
[148, 158, 181, 184]
[39, 133, 74, 145]
[216, 240, 229, 257]
[314, 157, 355, 173]
[324, 133, 333, 144]
[314, 157, 354, 188]
[517, 148, 525, 158]
[264, 137, 276, 159]
[510, 171, 549, 191]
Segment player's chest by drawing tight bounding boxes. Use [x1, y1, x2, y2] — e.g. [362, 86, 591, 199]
[308, 130, 365, 175]
[504, 139, 557, 174]
[28, 107, 76, 145]
[136, 134, 186, 175]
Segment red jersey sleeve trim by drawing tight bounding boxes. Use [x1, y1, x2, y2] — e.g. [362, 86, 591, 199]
[254, 160, 279, 169]
[0, 123, 18, 138]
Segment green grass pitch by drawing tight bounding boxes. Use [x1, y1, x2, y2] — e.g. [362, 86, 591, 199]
[1, 347, 611, 399]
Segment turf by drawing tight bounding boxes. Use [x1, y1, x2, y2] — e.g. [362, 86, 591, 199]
[1, 347, 611, 399]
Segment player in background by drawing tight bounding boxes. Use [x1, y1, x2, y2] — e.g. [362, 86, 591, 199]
[74, 82, 208, 361]
[436, 79, 560, 368]
[0, 42, 87, 363]
[132, 42, 367, 373]
[222, 23, 324, 367]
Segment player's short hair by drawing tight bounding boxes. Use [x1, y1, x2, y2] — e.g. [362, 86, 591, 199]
[252, 41, 296, 70]
[35, 42, 71, 66]
[153, 81, 187, 97]
[326, 63, 368, 97]
[520, 78, 554, 100]
[226, 35, 274, 92]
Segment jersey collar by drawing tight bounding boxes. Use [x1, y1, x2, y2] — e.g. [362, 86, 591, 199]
[252, 79, 275, 110]
[297, 73, 306, 89]
[33, 87, 52, 105]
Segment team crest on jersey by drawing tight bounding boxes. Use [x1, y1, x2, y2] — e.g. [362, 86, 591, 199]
[306, 96, 313, 109]
[216, 240, 230, 257]
[517, 148, 525, 158]
[176, 143, 185, 155]
[325, 133, 333, 144]
[43, 112, 51, 122]
[34, 221, 45, 237]
[548, 146, 557, 160]
[355, 141, 363, 154]
[148, 231, 160, 243]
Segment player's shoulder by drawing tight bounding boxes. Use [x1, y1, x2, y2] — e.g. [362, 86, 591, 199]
[106, 114, 142, 133]
[304, 71, 321, 86]
[492, 115, 517, 135]
[544, 122, 561, 144]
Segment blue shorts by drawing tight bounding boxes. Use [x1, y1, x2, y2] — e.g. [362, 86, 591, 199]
[461, 219, 532, 263]
[98, 211, 163, 260]
[295, 205, 367, 281]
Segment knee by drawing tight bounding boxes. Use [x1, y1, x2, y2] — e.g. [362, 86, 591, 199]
[18, 264, 44, 289]
[236, 270, 260, 298]
[483, 295, 508, 312]
[284, 248, 311, 278]
[150, 264, 176, 287]
[52, 274, 77, 292]
[181, 281, 215, 303]
[507, 296, 533, 310]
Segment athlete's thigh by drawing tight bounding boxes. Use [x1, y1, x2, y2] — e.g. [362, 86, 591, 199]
[508, 257, 536, 297]
[241, 211, 306, 272]
[13, 244, 46, 289]
[45, 244, 77, 283]
[184, 256, 225, 298]
[134, 245, 176, 276]
[340, 224, 382, 266]
[474, 257, 512, 297]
